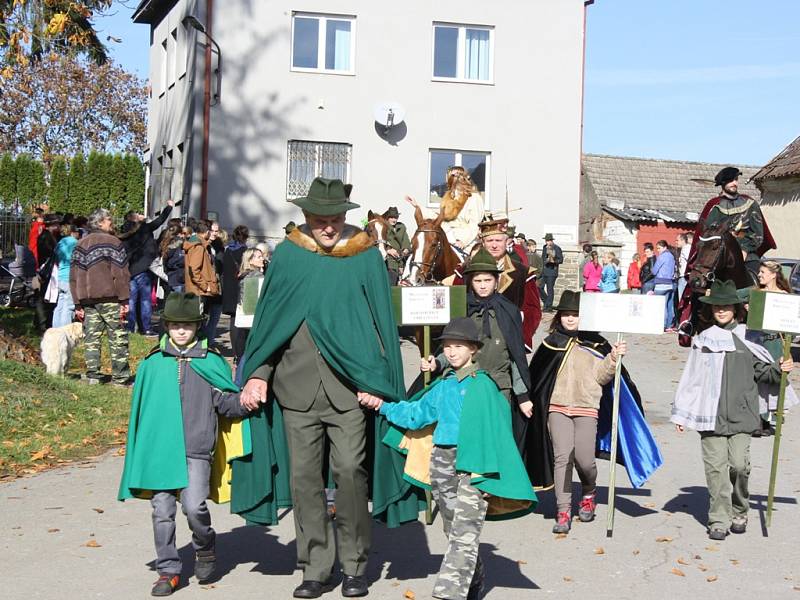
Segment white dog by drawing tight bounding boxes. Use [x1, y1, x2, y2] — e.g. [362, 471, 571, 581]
[41, 322, 84, 376]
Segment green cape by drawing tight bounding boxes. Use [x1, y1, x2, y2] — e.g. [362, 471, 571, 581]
[118, 339, 243, 500]
[232, 237, 426, 527]
[384, 372, 537, 520]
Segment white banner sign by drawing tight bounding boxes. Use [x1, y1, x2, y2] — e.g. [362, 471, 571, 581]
[762, 293, 800, 334]
[578, 292, 665, 335]
[401, 286, 451, 325]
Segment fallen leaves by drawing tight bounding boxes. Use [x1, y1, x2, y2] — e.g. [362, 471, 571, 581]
[594, 547, 605, 555]
[632, 549, 641, 556]
[92, 507, 104, 514]
[554, 533, 568, 540]
[403, 590, 415, 600]
[83, 539, 101, 548]
[698, 565, 709, 572]
[656, 536, 673, 543]
[670, 568, 686, 577]
[730, 559, 740, 566]
[705, 545, 719, 552]
[47, 528, 60, 533]
[563, 576, 573, 582]
[707, 576, 718, 583]
[30, 445, 52, 461]
[516, 559, 527, 565]
[677, 557, 690, 566]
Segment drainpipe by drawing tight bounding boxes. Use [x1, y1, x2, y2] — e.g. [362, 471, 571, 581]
[580, 0, 594, 244]
[200, 0, 214, 219]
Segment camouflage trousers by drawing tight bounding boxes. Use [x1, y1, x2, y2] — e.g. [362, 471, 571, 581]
[83, 302, 130, 382]
[430, 446, 488, 600]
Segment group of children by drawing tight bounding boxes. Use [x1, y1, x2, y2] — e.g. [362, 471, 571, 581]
[119, 271, 795, 599]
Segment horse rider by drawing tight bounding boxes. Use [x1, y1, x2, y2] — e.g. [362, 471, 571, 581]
[382, 206, 411, 285]
[448, 215, 542, 351]
[687, 167, 776, 282]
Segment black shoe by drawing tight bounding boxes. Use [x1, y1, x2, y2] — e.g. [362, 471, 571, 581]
[730, 518, 747, 534]
[341, 575, 369, 597]
[293, 580, 330, 599]
[151, 574, 179, 596]
[194, 550, 216, 582]
[708, 528, 727, 541]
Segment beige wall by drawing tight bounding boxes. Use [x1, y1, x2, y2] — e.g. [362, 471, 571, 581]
[759, 177, 800, 258]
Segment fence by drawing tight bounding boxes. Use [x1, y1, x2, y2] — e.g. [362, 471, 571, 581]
[0, 213, 30, 260]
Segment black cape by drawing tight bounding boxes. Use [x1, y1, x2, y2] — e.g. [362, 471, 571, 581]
[524, 329, 645, 490]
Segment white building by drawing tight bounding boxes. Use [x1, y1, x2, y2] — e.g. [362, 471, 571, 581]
[133, 0, 590, 241]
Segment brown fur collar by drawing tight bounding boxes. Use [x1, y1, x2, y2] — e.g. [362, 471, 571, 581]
[287, 224, 374, 257]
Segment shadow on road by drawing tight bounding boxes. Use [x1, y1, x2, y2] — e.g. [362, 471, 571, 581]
[662, 486, 708, 526]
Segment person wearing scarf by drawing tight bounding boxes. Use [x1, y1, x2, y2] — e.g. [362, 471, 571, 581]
[422, 246, 532, 452]
[671, 279, 797, 540]
[525, 290, 663, 535]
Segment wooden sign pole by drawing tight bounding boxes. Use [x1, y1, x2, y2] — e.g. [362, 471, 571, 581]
[767, 334, 792, 527]
[423, 324, 433, 523]
[606, 332, 624, 537]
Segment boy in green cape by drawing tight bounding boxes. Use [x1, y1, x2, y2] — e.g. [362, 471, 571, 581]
[118, 292, 252, 596]
[366, 317, 536, 600]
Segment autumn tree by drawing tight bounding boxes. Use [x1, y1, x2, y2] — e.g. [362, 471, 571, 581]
[0, 0, 112, 71]
[0, 53, 147, 164]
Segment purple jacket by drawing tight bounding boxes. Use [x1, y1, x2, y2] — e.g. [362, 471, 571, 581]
[653, 250, 676, 285]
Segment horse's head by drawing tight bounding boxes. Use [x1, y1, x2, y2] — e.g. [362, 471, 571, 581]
[688, 221, 752, 292]
[365, 210, 388, 260]
[402, 213, 447, 286]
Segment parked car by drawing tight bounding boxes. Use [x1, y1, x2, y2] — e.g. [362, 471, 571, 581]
[768, 258, 800, 295]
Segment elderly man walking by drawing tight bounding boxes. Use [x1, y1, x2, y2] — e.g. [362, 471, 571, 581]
[235, 178, 421, 599]
[70, 208, 132, 386]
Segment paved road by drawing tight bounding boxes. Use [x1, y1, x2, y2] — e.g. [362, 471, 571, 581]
[3, 324, 800, 599]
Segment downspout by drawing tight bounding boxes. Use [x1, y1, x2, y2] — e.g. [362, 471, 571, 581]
[200, 0, 214, 219]
[580, 0, 594, 244]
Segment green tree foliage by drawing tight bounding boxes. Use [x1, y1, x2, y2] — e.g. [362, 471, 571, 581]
[108, 154, 127, 211]
[32, 160, 47, 203]
[15, 154, 36, 208]
[48, 157, 69, 212]
[123, 154, 145, 214]
[68, 153, 87, 214]
[0, 153, 16, 206]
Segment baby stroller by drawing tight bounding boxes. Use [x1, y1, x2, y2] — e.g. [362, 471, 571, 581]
[0, 244, 37, 308]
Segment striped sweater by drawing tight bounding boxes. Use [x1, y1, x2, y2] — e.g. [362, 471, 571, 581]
[69, 230, 131, 306]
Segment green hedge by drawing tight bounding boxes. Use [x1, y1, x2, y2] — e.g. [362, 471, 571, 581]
[0, 152, 145, 217]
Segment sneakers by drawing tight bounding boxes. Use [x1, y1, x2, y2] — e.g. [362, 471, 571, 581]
[151, 574, 180, 596]
[708, 528, 727, 541]
[730, 516, 747, 534]
[194, 550, 216, 582]
[578, 493, 597, 522]
[111, 377, 135, 388]
[82, 373, 101, 385]
[552, 511, 572, 534]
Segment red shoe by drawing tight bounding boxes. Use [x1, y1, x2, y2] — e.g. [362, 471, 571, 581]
[579, 493, 597, 522]
[552, 511, 571, 534]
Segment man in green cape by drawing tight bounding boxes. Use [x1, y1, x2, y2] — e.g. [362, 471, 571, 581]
[235, 178, 423, 599]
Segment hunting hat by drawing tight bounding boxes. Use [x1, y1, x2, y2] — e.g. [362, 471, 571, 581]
[383, 206, 400, 219]
[506, 225, 517, 238]
[162, 292, 205, 323]
[544, 233, 555, 241]
[714, 166, 742, 187]
[463, 246, 503, 275]
[478, 214, 509, 238]
[515, 232, 527, 241]
[284, 221, 297, 234]
[44, 213, 61, 226]
[553, 289, 581, 312]
[699, 279, 743, 305]
[435, 317, 483, 346]
[290, 177, 359, 216]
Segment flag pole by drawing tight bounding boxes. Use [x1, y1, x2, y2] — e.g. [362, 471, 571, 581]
[766, 333, 792, 527]
[606, 331, 624, 537]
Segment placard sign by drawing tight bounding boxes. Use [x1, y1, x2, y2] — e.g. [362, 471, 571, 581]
[578, 292, 666, 335]
[747, 289, 800, 335]
[401, 286, 451, 325]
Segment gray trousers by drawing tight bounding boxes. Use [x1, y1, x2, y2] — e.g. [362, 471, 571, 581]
[150, 457, 215, 575]
[282, 387, 370, 582]
[701, 432, 751, 530]
[549, 412, 598, 513]
[430, 446, 488, 600]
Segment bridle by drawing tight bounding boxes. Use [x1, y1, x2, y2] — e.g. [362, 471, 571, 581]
[406, 227, 446, 284]
[691, 233, 724, 289]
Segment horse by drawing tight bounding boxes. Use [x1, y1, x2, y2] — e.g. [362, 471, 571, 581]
[364, 210, 389, 261]
[401, 206, 463, 286]
[678, 221, 753, 341]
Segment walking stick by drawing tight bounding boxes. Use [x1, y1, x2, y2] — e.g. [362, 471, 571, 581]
[423, 325, 434, 524]
[766, 334, 792, 527]
[606, 332, 624, 537]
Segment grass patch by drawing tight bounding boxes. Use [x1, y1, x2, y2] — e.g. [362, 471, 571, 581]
[0, 360, 132, 478]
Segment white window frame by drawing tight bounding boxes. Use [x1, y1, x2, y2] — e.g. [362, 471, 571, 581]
[431, 22, 495, 85]
[427, 149, 491, 208]
[290, 12, 356, 76]
[286, 140, 353, 200]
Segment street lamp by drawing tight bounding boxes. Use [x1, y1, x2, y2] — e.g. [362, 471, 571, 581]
[183, 15, 222, 105]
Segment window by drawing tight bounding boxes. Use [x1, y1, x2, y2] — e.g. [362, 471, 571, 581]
[291, 13, 355, 74]
[432, 23, 494, 83]
[287, 141, 352, 199]
[428, 150, 490, 206]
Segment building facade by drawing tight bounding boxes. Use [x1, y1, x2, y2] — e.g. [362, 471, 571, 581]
[133, 0, 588, 240]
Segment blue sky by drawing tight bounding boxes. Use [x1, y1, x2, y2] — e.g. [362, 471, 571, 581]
[97, 0, 800, 167]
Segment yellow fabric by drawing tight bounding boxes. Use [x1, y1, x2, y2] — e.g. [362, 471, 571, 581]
[209, 416, 246, 503]
[398, 425, 436, 486]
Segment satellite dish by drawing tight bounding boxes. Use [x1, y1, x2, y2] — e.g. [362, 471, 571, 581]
[373, 102, 406, 133]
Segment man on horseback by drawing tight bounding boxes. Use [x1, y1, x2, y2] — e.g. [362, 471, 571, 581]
[382, 206, 411, 285]
[689, 167, 775, 281]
